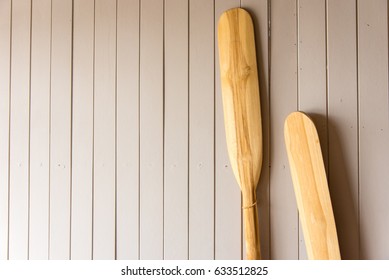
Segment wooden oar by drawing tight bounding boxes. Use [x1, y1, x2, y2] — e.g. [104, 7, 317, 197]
[218, 8, 262, 260]
[284, 112, 341, 260]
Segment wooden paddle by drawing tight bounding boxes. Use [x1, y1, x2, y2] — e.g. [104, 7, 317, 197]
[284, 112, 341, 260]
[218, 8, 262, 260]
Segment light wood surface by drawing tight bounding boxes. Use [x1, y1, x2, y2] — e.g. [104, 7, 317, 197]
[284, 112, 340, 260]
[218, 7, 262, 260]
[241, 0, 270, 260]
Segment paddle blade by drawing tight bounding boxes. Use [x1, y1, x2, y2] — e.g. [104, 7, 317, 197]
[284, 112, 341, 260]
[218, 8, 262, 191]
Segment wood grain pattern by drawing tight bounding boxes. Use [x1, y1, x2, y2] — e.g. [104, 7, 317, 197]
[218, 8, 262, 260]
[284, 112, 340, 260]
[241, 0, 270, 260]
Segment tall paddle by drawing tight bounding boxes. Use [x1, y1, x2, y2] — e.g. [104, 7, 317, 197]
[218, 8, 263, 260]
[284, 112, 341, 260]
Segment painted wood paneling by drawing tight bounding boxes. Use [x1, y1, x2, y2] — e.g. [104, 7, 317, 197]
[188, 0, 215, 260]
[93, 0, 117, 260]
[270, 0, 299, 260]
[71, 0, 94, 260]
[0, 0, 11, 261]
[29, 0, 51, 260]
[297, 0, 328, 260]
[1, 0, 389, 260]
[139, 0, 164, 260]
[164, 0, 189, 260]
[116, 0, 140, 260]
[358, 0, 389, 260]
[327, 0, 359, 260]
[49, 0, 72, 260]
[8, 0, 31, 260]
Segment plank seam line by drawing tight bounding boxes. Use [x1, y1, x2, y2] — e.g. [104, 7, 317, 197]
[6, 0, 13, 261]
[27, 0, 33, 260]
[91, 0, 96, 260]
[355, 0, 360, 260]
[114, 0, 118, 261]
[187, 0, 190, 261]
[69, 0, 75, 260]
[137, 0, 141, 261]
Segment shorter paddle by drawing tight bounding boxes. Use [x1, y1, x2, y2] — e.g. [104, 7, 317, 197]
[284, 112, 341, 260]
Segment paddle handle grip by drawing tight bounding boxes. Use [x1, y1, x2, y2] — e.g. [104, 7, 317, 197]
[243, 196, 261, 260]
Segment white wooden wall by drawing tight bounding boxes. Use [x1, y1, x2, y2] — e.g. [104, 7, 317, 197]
[0, 0, 388, 260]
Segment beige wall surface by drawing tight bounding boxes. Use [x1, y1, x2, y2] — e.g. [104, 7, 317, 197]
[0, 0, 388, 260]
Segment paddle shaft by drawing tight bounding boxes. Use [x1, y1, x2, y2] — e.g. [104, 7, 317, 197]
[242, 191, 261, 260]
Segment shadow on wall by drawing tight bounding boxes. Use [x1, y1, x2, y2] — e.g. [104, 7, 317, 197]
[309, 114, 359, 260]
[294, 113, 359, 260]
[327, 117, 359, 260]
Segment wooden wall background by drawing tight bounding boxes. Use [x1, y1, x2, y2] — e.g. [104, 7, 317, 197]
[0, 0, 388, 260]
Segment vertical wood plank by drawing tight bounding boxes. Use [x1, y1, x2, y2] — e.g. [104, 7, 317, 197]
[241, 0, 270, 260]
[0, 0, 11, 260]
[327, 0, 359, 260]
[71, 0, 94, 260]
[116, 0, 140, 260]
[29, 0, 51, 260]
[298, 0, 328, 159]
[164, 0, 188, 260]
[270, 0, 299, 259]
[189, 0, 215, 260]
[94, 0, 117, 260]
[8, 0, 31, 260]
[139, 0, 164, 260]
[358, 0, 389, 259]
[297, 0, 327, 260]
[215, 0, 242, 260]
[50, 0, 72, 260]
